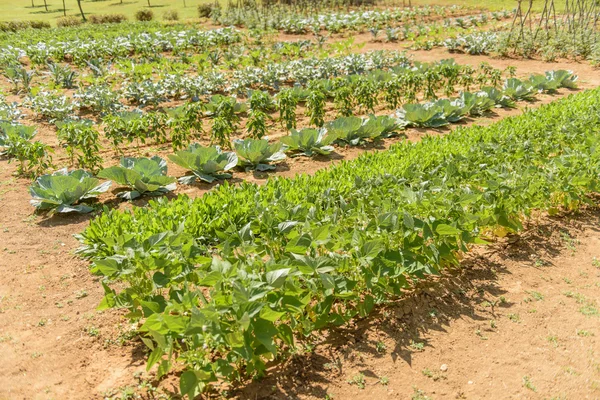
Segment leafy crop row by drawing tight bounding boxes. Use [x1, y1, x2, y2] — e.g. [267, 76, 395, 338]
[215, 5, 479, 34]
[77, 88, 600, 397]
[0, 28, 241, 66]
[15, 69, 577, 200]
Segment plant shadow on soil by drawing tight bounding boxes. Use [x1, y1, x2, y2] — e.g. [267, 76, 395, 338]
[232, 208, 600, 400]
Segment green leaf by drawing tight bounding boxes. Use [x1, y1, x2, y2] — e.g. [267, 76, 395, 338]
[358, 295, 374, 317]
[259, 307, 285, 322]
[152, 272, 169, 288]
[278, 324, 294, 346]
[266, 268, 290, 288]
[435, 224, 462, 236]
[285, 234, 312, 254]
[146, 347, 164, 371]
[253, 319, 278, 355]
[359, 240, 384, 260]
[180, 371, 202, 400]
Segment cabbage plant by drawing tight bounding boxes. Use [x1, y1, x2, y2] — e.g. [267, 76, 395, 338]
[434, 99, 468, 122]
[325, 115, 398, 146]
[375, 115, 401, 136]
[169, 144, 238, 184]
[29, 168, 111, 214]
[546, 70, 578, 89]
[98, 156, 176, 200]
[528, 73, 561, 92]
[280, 128, 335, 157]
[396, 103, 448, 128]
[531, 70, 578, 92]
[479, 87, 516, 108]
[459, 91, 495, 116]
[233, 138, 286, 171]
[325, 116, 362, 142]
[503, 78, 536, 101]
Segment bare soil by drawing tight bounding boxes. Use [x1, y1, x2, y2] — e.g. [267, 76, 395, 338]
[1, 39, 600, 400]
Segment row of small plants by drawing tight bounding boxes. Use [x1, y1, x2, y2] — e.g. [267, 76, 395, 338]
[13, 56, 506, 122]
[26, 114, 397, 212]
[0, 8, 497, 71]
[3, 50, 409, 103]
[0, 70, 578, 181]
[0, 27, 241, 67]
[368, 11, 511, 43]
[4, 36, 320, 86]
[0, 15, 510, 93]
[213, 4, 468, 33]
[421, 27, 600, 65]
[2, 57, 510, 171]
[73, 87, 600, 397]
[20, 69, 577, 211]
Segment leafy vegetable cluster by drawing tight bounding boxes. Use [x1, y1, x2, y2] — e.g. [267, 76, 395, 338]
[30, 168, 111, 214]
[78, 88, 600, 396]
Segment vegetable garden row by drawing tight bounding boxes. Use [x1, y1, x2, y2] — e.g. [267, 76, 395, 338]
[1, 2, 599, 397]
[4, 68, 578, 214]
[72, 84, 600, 396]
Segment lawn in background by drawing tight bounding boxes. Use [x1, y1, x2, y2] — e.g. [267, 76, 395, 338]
[0, 0, 214, 24]
[0, 0, 555, 25]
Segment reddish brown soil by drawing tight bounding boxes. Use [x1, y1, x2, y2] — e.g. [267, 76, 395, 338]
[1, 36, 600, 400]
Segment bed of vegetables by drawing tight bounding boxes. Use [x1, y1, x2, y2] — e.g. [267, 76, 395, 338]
[1, 0, 599, 397]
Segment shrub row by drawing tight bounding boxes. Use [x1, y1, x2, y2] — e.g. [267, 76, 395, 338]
[0, 20, 50, 32]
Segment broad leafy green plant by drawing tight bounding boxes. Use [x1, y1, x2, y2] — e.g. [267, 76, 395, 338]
[77, 88, 600, 396]
[396, 103, 448, 128]
[503, 78, 536, 101]
[325, 115, 398, 145]
[479, 86, 516, 108]
[233, 138, 286, 171]
[169, 144, 238, 184]
[375, 115, 402, 136]
[433, 99, 468, 122]
[98, 156, 176, 200]
[30, 168, 111, 214]
[459, 91, 495, 116]
[546, 70, 577, 89]
[324, 116, 362, 141]
[528, 70, 578, 93]
[528, 73, 561, 92]
[280, 128, 335, 157]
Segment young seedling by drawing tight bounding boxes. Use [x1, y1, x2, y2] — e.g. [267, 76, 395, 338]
[522, 375, 537, 392]
[347, 373, 366, 389]
[410, 341, 425, 351]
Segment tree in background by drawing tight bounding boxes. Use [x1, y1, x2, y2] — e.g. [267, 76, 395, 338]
[77, 0, 87, 21]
